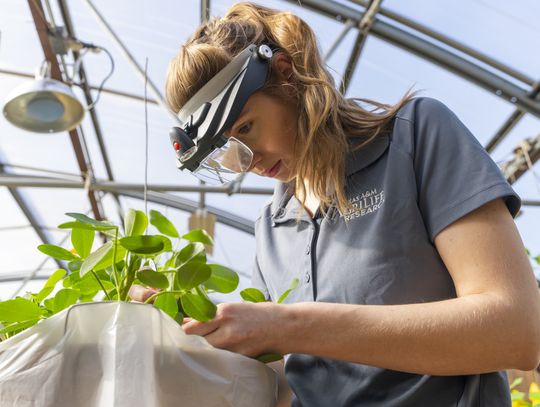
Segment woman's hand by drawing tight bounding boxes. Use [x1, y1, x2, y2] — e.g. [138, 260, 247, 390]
[128, 284, 160, 303]
[182, 301, 287, 358]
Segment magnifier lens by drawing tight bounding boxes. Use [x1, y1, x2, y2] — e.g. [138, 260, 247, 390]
[191, 137, 253, 185]
[218, 137, 253, 172]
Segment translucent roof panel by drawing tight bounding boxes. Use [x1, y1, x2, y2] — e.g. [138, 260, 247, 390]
[383, 0, 540, 82]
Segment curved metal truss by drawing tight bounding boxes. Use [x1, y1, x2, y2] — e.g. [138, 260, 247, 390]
[0, 0, 539, 287]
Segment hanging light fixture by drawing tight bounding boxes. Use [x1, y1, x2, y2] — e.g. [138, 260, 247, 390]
[2, 60, 85, 133]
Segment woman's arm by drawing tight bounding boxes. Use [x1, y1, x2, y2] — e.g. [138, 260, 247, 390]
[183, 198, 540, 375]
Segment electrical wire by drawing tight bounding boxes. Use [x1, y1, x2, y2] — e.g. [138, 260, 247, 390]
[85, 46, 115, 111]
[144, 57, 149, 219]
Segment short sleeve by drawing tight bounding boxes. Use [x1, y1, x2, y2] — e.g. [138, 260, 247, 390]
[251, 256, 270, 300]
[410, 97, 521, 242]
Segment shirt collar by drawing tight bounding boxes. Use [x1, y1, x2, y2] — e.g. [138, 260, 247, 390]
[270, 133, 391, 224]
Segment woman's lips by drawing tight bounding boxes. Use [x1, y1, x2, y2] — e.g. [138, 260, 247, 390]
[264, 160, 282, 177]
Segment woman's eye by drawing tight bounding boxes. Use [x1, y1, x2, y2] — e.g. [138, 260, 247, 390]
[238, 122, 251, 134]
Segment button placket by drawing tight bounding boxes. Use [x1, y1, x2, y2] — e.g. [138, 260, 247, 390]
[303, 224, 314, 289]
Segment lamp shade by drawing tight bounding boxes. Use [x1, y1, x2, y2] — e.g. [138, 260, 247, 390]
[2, 77, 85, 133]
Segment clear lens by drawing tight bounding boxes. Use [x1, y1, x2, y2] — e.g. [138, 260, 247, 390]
[192, 137, 253, 185]
[208, 137, 253, 172]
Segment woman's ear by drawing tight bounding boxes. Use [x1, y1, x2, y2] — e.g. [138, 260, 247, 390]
[273, 53, 293, 81]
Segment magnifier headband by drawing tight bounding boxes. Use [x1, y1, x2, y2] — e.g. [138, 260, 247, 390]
[169, 44, 274, 183]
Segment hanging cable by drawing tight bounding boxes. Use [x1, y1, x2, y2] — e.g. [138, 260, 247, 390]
[85, 46, 115, 111]
[144, 57, 149, 220]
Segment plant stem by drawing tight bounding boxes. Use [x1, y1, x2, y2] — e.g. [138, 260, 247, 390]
[144, 290, 185, 304]
[91, 271, 111, 300]
[111, 227, 120, 298]
[120, 254, 138, 301]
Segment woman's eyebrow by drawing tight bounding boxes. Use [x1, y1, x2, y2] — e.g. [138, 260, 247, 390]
[230, 107, 251, 131]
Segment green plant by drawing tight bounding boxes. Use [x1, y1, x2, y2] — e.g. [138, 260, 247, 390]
[510, 378, 540, 407]
[0, 208, 298, 365]
[0, 209, 240, 340]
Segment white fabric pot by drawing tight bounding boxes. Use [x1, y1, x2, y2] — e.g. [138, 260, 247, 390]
[0, 302, 277, 407]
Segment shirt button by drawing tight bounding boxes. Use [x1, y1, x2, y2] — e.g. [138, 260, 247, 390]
[305, 245, 311, 255]
[304, 273, 311, 283]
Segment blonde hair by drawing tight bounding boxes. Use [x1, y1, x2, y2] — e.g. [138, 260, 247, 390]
[165, 2, 415, 216]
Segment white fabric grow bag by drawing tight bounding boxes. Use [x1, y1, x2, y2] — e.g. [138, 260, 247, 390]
[0, 302, 277, 407]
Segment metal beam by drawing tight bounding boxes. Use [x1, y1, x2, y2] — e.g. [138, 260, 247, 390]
[285, 0, 540, 119]
[28, 0, 104, 221]
[0, 174, 274, 195]
[0, 164, 64, 271]
[503, 135, 540, 184]
[0, 68, 159, 105]
[323, 19, 354, 62]
[0, 174, 269, 235]
[121, 190, 256, 235]
[522, 200, 540, 207]
[485, 81, 540, 153]
[340, 0, 382, 94]
[201, 0, 210, 22]
[57, 0, 124, 222]
[348, 0, 535, 87]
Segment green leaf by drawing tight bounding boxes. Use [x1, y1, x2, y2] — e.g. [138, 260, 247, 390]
[94, 244, 126, 271]
[0, 318, 41, 335]
[150, 210, 179, 238]
[182, 229, 214, 246]
[71, 225, 95, 258]
[80, 241, 114, 277]
[63, 271, 80, 288]
[154, 292, 178, 319]
[176, 262, 211, 290]
[78, 293, 98, 303]
[203, 265, 239, 293]
[120, 235, 165, 255]
[535, 255, 540, 266]
[37, 244, 79, 261]
[240, 288, 267, 303]
[58, 221, 99, 231]
[73, 272, 114, 295]
[68, 260, 82, 272]
[525, 248, 531, 256]
[58, 222, 119, 239]
[510, 377, 523, 390]
[52, 289, 79, 313]
[181, 290, 216, 322]
[124, 209, 148, 237]
[511, 391, 526, 401]
[176, 243, 206, 268]
[137, 269, 169, 290]
[277, 278, 300, 304]
[256, 353, 283, 363]
[0, 298, 45, 323]
[35, 269, 67, 302]
[65, 213, 116, 230]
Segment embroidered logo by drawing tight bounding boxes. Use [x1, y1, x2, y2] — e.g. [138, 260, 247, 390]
[342, 187, 385, 221]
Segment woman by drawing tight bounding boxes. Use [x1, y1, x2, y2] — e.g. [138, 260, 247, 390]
[135, 2, 540, 406]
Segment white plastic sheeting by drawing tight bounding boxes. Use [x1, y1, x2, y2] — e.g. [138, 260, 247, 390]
[0, 302, 277, 406]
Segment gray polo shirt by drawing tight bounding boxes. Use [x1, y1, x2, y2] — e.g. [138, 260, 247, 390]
[252, 97, 520, 406]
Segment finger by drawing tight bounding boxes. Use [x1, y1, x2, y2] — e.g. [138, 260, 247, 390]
[128, 285, 159, 302]
[203, 329, 255, 357]
[182, 317, 193, 325]
[182, 319, 219, 337]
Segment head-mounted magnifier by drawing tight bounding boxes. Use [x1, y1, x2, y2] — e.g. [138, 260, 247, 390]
[169, 44, 274, 184]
